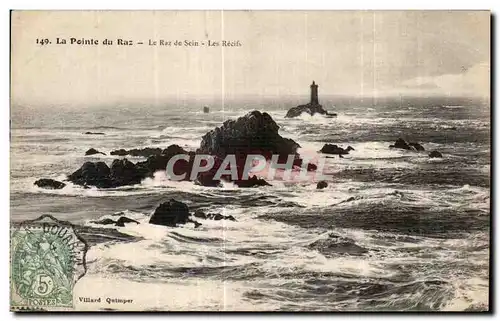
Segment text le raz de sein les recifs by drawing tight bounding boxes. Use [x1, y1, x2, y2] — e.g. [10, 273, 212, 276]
[36, 37, 242, 47]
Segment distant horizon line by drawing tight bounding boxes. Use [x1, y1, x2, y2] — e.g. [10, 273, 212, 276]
[11, 93, 490, 109]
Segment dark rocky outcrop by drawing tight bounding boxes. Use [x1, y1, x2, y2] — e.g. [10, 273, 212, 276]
[69, 144, 192, 188]
[85, 148, 106, 156]
[199, 111, 300, 158]
[68, 112, 311, 189]
[149, 199, 201, 228]
[115, 216, 140, 227]
[285, 103, 332, 118]
[203, 106, 210, 113]
[194, 174, 221, 187]
[308, 233, 368, 257]
[110, 147, 164, 157]
[90, 218, 116, 225]
[34, 178, 66, 189]
[234, 175, 272, 188]
[109, 149, 128, 156]
[90, 216, 140, 227]
[68, 145, 192, 188]
[197, 110, 313, 183]
[316, 181, 328, 189]
[162, 144, 188, 156]
[408, 142, 425, 151]
[67, 158, 147, 188]
[389, 138, 412, 150]
[194, 173, 271, 188]
[134, 145, 192, 178]
[429, 151, 443, 158]
[319, 144, 354, 157]
[389, 138, 425, 151]
[68, 161, 112, 188]
[149, 199, 190, 227]
[193, 210, 236, 221]
[109, 158, 146, 186]
[84, 132, 105, 135]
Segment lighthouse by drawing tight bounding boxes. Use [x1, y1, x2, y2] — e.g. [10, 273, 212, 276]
[285, 80, 336, 118]
[310, 81, 319, 105]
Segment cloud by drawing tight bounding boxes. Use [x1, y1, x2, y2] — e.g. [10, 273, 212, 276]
[11, 11, 490, 106]
[400, 62, 490, 97]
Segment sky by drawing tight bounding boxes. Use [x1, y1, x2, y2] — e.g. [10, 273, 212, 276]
[11, 10, 490, 107]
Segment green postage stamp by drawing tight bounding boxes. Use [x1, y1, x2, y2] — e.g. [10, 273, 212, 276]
[10, 215, 88, 311]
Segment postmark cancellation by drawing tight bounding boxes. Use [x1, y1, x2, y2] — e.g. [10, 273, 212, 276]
[10, 215, 88, 311]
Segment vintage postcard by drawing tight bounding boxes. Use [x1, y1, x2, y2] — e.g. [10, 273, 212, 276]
[10, 10, 490, 311]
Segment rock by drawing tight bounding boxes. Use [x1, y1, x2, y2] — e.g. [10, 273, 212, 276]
[207, 213, 236, 221]
[136, 145, 190, 177]
[193, 210, 236, 221]
[110, 158, 145, 186]
[285, 103, 330, 118]
[90, 218, 116, 225]
[85, 148, 106, 156]
[193, 210, 207, 219]
[68, 111, 313, 189]
[162, 144, 188, 156]
[84, 132, 105, 135]
[197, 110, 312, 184]
[211, 214, 225, 221]
[408, 142, 425, 151]
[319, 144, 354, 156]
[317, 181, 328, 189]
[199, 111, 299, 157]
[91, 216, 140, 227]
[429, 151, 443, 158]
[389, 138, 412, 150]
[389, 138, 425, 151]
[115, 216, 140, 227]
[149, 199, 192, 227]
[34, 178, 66, 189]
[194, 174, 222, 187]
[68, 144, 192, 189]
[308, 233, 368, 256]
[109, 149, 128, 156]
[234, 175, 271, 188]
[68, 161, 112, 188]
[133, 148, 163, 157]
[203, 106, 210, 113]
[110, 147, 164, 157]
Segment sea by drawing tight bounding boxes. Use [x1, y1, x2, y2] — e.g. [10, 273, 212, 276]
[10, 96, 490, 311]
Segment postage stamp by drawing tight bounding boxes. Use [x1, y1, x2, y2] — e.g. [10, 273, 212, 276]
[10, 215, 89, 311]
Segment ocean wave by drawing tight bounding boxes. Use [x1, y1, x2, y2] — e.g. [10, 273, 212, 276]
[79, 214, 488, 311]
[11, 102, 490, 311]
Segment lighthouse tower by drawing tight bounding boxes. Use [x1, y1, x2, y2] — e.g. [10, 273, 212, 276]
[310, 81, 319, 105]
